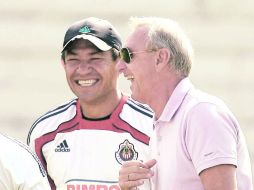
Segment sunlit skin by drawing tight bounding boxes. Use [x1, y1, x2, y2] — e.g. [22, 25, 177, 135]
[117, 26, 238, 190]
[117, 26, 176, 118]
[118, 27, 158, 104]
[62, 39, 121, 118]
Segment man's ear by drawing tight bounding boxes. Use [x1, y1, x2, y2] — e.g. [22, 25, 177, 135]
[61, 59, 65, 67]
[155, 48, 170, 72]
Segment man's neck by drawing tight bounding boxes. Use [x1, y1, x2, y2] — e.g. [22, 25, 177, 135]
[80, 91, 122, 119]
[149, 76, 182, 120]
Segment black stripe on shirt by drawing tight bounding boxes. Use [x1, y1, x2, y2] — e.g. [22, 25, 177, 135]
[126, 102, 153, 118]
[127, 99, 154, 114]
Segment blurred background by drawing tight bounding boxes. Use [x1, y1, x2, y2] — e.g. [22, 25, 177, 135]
[0, 0, 253, 184]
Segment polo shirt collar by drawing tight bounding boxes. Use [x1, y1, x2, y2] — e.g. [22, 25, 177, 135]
[157, 77, 193, 122]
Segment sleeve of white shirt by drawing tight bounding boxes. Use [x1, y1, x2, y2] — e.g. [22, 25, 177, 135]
[185, 102, 239, 175]
[0, 136, 51, 190]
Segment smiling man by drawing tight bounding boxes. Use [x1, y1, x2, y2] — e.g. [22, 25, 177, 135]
[27, 17, 154, 190]
[118, 17, 253, 190]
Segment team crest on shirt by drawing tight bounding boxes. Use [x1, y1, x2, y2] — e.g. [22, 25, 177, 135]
[115, 139, 138, 165]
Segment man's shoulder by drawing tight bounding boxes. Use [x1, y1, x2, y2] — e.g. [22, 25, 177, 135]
[27, 99, 78, 144]
[185, 88, 228, 111]
[0, 134, 47, 175]
[119, 97, 154, 137]
[124, 97, 154, 118]
[32, 99, 77, 127]
[182, 88, 236, 128]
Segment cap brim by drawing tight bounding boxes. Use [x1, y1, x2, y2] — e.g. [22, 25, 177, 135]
[62, 34, 112, 52]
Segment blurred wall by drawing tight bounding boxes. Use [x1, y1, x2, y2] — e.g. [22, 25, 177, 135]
[0, 0, 253, 183]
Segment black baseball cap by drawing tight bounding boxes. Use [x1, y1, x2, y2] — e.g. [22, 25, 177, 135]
[62, 17, 122, 52]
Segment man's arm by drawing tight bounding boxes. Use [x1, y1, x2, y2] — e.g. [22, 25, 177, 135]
[200, 164, 237, 190]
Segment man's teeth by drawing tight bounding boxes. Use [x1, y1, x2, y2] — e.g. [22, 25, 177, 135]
[127, 76, 134, 80]
[78, 79, 96, 86]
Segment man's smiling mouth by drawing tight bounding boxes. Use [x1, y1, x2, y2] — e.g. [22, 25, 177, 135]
[76, 79, 98, 87]
[126, 75, 134, 81]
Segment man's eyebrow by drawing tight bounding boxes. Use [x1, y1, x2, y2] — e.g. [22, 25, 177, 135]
[66, 49, 78, 56]
[90, 49, 103, 55]
[67, 48, 103, 56]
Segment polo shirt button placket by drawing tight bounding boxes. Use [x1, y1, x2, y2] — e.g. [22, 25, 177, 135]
[154, 122, 162, 157]
[157, 133, 162, 156]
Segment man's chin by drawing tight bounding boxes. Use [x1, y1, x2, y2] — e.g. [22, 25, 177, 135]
[131, 94, 146, 104]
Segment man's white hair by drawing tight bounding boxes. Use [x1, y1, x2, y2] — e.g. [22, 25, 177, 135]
[129, 17, 194, 77]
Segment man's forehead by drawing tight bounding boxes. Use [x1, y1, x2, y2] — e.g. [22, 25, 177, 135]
[126, 27, 149, 48]
[131, 26, 148, 38]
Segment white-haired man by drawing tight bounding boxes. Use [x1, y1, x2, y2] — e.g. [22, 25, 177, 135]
[118, 17, 253, 190]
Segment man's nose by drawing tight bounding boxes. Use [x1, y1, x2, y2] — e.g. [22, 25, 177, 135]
[77, 62, 92, 73]
[116, 59, 127, 74]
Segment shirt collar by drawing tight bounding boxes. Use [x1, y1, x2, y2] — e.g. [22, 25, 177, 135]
[156, 77, 193, 122]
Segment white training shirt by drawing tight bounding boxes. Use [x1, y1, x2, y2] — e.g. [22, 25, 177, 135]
[0, 133, 50, 190]
[150, 78, 253, 190]
[27, 96, 154, 190]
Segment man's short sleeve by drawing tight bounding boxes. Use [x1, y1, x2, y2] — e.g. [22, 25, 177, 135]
[185, 102, 238, 174]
